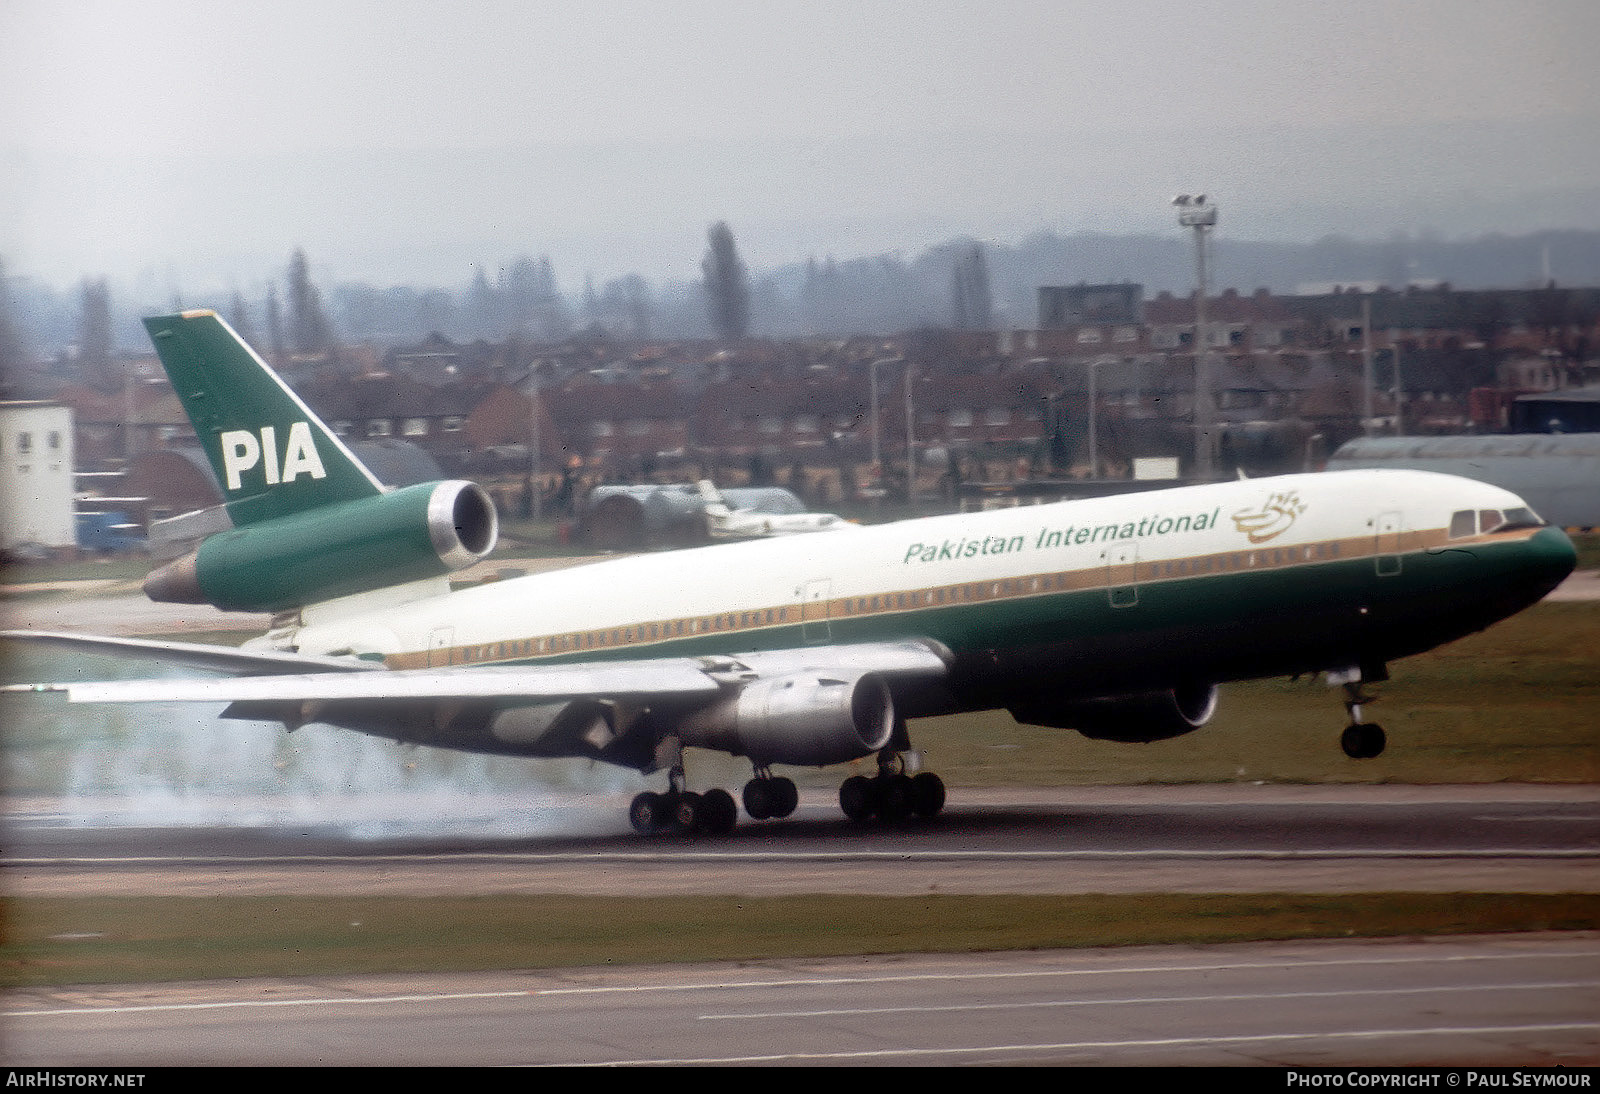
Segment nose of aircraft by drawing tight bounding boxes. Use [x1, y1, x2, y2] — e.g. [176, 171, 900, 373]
[1527, 525, 1580, 597]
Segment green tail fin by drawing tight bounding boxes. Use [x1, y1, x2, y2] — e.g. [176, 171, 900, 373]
[142, 310, 383, 526]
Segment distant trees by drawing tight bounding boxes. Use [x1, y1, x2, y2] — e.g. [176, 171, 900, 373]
[78, 277, 115, 392]
[228, 291, 257, 346]
[0, 257, 25, 384]
[950, 242, 992, 331]
[702, 221, 750, 340]
[503, 255, 571, 340]
[590, 274, 653, 340]
[462, 256, 571, 341]
[286, 247, 335, 357]
[265, 285, 286, 364]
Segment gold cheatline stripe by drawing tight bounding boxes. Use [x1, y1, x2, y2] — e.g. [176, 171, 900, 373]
[385, 524, 1539, 671]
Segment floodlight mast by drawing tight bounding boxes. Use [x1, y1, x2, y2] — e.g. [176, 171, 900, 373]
[1173, 194, 1219, 481]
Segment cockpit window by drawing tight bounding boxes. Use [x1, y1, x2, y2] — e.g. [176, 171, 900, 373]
[1450, 506, 1546, 537]
[1491, 506, 1545, 532]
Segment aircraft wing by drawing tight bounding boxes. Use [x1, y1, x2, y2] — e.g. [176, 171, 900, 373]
[3, 638, 951, 707]
[0, 630, 382, 676]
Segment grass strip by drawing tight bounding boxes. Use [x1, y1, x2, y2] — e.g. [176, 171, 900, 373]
[3, 892, 1596, 988]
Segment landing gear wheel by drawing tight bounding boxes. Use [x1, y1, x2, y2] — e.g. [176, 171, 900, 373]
[878, 773, 915, 822]
[839, 771, 945, 823]
[673, 791, 703, 830]
[629, 791, 667, 834]
[839, 775, 875, 822]
[910, 771, 946, 817]
[771, 776, 799, 818]
[840, 731, 948, 824]
[699, 788, 738, 834]
[1341, 722, 1387, 760]
[743, 779, 774, 820]
[742, 776, 798, 821]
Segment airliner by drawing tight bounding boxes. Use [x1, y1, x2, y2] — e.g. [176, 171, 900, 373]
[4, 311, 1578, 834]
[696, 479, 856, 539]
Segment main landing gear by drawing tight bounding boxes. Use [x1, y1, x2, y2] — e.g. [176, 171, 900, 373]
[1331, 665, 1388, 760]
[839, 751, 946, 824]
[627, 754, 799, 836]
[742, 767, 799, 821]
[626, 737, 949, 835]
[629, 785, 739, 836]
[840, 713, 946, 824]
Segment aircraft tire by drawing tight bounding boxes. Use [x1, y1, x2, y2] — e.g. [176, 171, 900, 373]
[698, 788, 739, 834]
[840, 775, 875, 822]
[771, 776, 799, 818]
[673, 791, 704, 831]
[1341, 722, 1387, 760]
[879, 773, 915, 822]
[743, 779, 774, 820]
[630, 791, 667, 834]
[910, 771, 946, 817]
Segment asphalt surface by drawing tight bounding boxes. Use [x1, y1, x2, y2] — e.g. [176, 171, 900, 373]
[5, 935, 1597, 1066]
[6, 784, 1597, 896]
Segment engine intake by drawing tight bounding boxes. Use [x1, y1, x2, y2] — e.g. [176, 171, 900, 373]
[677, 672, 895, 767]
[145, 479, 498, 611]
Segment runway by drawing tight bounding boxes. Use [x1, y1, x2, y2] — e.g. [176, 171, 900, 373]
[7, 785, 1597, 1065]
[6, 784, 1597, 897]
[5, 935, 1597, 1066]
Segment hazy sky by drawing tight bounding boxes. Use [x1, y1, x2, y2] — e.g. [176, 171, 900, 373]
[4, 0, 1598, 295]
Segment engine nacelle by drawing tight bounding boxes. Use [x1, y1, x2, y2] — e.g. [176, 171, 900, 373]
[144, 479, 498, 612]
[676, 672, 895, 767]
[1009, 682, 1219, 743]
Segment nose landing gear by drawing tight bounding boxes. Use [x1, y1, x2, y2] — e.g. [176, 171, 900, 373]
[1331, 665, 1388, 760]
[1340, 719, 1387, 760]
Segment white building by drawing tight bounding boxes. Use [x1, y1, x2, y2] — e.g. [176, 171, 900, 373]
[0, 402, 76, 550]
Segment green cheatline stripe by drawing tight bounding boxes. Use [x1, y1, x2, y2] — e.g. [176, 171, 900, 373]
[418, 530, 1547, 671]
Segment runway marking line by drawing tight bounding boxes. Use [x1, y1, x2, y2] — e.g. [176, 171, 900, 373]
[564, 1023, 1600, 1067]
[8, 847, 1600, 868]
[532, 948, 1600, 997]
[10, 947, 1595, 1017]
[4, 989, 531, 1018]
[695, 979, 1600, 1020]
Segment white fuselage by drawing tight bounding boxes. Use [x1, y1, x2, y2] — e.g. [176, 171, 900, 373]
[283, 469, 1543, 672]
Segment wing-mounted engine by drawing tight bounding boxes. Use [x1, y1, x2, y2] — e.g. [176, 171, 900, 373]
[143, 479, 498, 612]
[676, 671, 896, 767]
[1009, 682, 1219, 743]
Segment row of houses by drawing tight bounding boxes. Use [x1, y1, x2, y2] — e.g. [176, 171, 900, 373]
[17, 283, 1597, 525]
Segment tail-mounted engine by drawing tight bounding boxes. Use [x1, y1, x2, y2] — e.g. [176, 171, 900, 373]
[677, 671, 896, 767]
[144, 480, 498, 612]
[1009, 682, 1219, 743]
